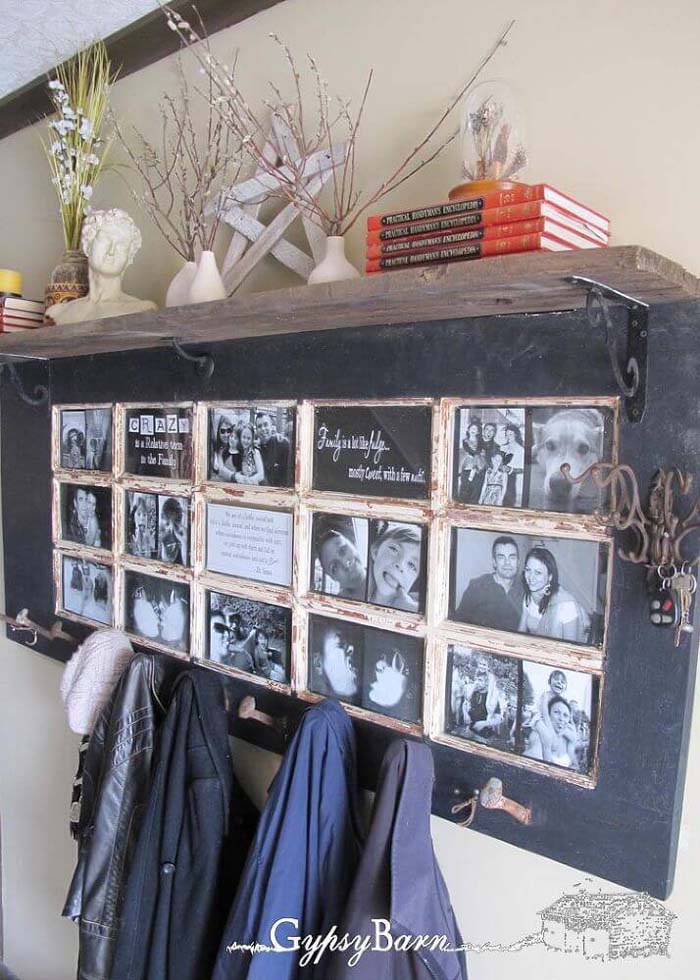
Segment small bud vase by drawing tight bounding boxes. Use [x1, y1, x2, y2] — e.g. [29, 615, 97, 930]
[307, 236, 360, 285]
[188, 250, 227, 304]
[165, 259, 197, 307]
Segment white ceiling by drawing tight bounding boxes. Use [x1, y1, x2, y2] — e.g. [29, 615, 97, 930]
[0, 0, 162, 99]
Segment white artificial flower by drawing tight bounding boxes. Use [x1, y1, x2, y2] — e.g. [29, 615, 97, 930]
[81, 185, 93, 200]
[48, 79, 65, 91]
[85, 153, 100, 166]
[79, 118, 94, 140]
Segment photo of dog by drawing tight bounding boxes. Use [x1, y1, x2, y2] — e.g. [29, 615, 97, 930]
[529, 407, 612, 514]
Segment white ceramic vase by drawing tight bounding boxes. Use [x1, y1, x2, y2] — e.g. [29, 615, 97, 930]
[165, 260, 197, 307]
[188, 250, 227, 304]
[307, 236, 360, 285]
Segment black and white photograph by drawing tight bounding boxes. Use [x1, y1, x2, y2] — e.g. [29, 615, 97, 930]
[124, 570, 190, 652]
[310, 513, 427, 614]
[528, 406, 614, 514]
[60, 408, 112, 471]
[124, 406, 194, 480]
[450, 528, 607, 646]
[311, 513, 369, 602]
[207, 591, 290, 683]
[126, 491, 158, 559]
[308, 615, 364, 706]
[60, 484, 112, 550]
[517, 661, 597, 774]
[451, 404, 614, 515]
[206, 502, 293, 586]
[367, 519, 427, 614]
[157, 495, 189, 565]
[312, 404, 432, 499]
[62, 556, 113, 625]
[453, 406, 526, 507]
[446, 645, 519, 753]
[361, 627, 423, 722]
[209, 406, 295, 487]
[308, 614, 424, 722]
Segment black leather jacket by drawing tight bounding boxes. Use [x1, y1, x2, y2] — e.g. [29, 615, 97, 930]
[63, 653, 176, 980]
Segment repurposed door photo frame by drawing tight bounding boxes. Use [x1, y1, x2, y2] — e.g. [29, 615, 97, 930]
[50, 395, 619, 790]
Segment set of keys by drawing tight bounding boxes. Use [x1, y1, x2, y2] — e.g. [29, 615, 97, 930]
[649, 562, 697, 646]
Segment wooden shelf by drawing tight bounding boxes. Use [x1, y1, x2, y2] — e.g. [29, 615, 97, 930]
[1, 246, 698, 361]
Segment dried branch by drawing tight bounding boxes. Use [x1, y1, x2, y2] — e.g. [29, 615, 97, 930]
[165, 7, 515, 237]
[111, 27, 246, 260]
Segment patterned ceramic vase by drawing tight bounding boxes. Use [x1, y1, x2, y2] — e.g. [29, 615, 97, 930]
[45, 249, 89, 318]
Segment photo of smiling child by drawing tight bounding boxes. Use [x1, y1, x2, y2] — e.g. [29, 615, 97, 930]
[311, 514, 368, 601]
[367, 520, 427, 614]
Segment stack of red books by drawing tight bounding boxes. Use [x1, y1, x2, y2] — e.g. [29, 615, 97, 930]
[0, 296, 45, 332]
[365, 184, 609, 274]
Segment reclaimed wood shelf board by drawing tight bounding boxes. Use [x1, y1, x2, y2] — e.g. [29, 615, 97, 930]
[1, 245, 697, 361]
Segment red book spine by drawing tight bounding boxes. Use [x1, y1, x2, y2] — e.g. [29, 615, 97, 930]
[366, 200, 608, 243]
[367, 183, 609, 232]
[367, 219, 551, 258]
[365, 234, 556, 273]
[367, 187, 537, 230]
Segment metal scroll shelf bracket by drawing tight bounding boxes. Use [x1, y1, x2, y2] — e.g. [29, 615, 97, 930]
[170, 338, 215, 380]
[0, 358, 49, 406]
[566, 276, 649, 424]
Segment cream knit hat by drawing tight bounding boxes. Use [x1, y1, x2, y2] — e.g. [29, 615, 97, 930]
[60, 629, 135, 735]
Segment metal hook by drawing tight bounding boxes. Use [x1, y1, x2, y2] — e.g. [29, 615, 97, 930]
[451, 791, 479, 828]
[0, 361, 49, 406]
[170, 338, 215, 379]
[1, 609, 77, 646]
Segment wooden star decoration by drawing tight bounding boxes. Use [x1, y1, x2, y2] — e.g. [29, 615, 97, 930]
[212, 113, 345, 294]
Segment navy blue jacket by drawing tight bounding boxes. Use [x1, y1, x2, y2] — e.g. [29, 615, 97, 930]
[327, 740, 468, 980]
[213, 698, 363, 979]
[112, 668, 258, 980]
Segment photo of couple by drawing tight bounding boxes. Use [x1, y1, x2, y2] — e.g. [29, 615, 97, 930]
[61, 484, 112, 550]
[310, 514, 427, 615]
[452, 404, 614, 515]
[447, 646, 596, 774]
[308, 615, 423, 723]
[60, 408, 112, 472]
[450, 528, 607, 646]
[125, 571, 190, 652]
[207, 592, 290, 683]
[126, 491, 190, 566]
[209, 406, 295, 488]
[62, 556, 113, 626]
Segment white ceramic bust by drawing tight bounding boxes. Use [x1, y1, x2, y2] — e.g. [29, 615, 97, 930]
[47, 208, 156, 324]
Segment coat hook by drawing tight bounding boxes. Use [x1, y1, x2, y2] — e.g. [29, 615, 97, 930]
[238, 694, 286, 735]
[452, 779, 531, 828]
[479, 778, 532, 825]
[0, 361, 49, 407]
[170, 337, 215, 379]
[1, 609, 77, 646]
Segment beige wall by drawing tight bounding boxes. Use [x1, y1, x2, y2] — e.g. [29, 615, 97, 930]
[1, 0, 699, 976]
